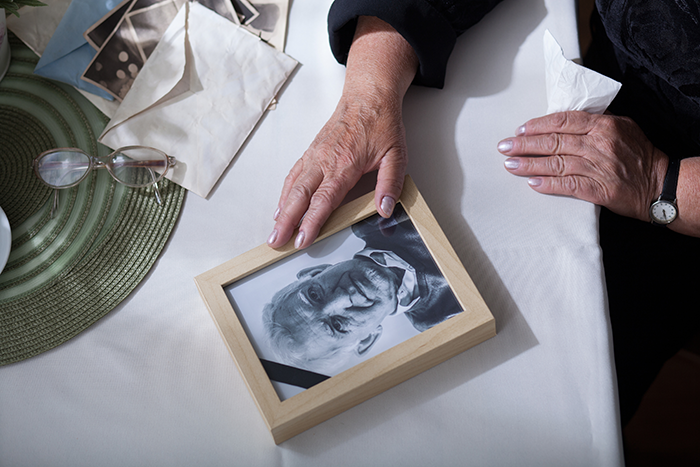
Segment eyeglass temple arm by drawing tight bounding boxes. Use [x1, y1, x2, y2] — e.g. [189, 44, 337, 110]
[148, 157, 176, 205]
[148, 169, 163, 205]
[111, 155, 175, 170]
[50, 189, 59, 218]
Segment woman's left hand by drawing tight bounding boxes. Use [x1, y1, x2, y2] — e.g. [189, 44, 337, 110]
[497, 111, 668, 222]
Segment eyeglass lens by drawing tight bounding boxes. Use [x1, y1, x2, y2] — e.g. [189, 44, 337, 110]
[35, 150, 91, 188]
[110, 147, 169, 188]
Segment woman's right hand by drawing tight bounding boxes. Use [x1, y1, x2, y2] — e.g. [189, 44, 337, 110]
[267, 16, 419, 250]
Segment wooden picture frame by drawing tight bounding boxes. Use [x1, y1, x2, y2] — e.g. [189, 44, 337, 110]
[195, 175, 495, 444]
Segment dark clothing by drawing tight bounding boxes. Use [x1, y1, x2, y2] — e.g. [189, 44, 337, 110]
[327, 0, 504, 87]
[328, 0, 700, 425]
[327, 0, 700, 143]
[351, 205, 462, 332]
[586, 1, 700, 426]
[595, 0, 700, 149]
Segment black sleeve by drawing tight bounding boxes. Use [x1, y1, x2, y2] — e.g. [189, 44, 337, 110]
[328, 0, 505, 88]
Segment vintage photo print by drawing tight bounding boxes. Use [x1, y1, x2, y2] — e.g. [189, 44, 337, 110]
[225, 205, 463, 400]
[84, 0, 133, 50]
[81, 0, 247, 100]
[242, 0, 289, 50]
[196, 0, 240, 24]
[81, 18, 145, 100]
[81, 0, 182, 100]
[231, 0, 259, 24]
[86, 0, 237, 52]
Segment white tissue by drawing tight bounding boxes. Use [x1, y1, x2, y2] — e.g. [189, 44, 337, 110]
[544, 29, 621, 115]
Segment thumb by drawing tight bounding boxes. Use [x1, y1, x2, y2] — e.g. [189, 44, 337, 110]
[374, 149, 407, 218]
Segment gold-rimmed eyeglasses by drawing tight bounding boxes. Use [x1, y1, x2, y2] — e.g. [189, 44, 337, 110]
[33, 146, 177, 216]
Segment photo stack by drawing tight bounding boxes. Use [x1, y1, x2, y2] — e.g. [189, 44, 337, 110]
[80, 0, 289, 100]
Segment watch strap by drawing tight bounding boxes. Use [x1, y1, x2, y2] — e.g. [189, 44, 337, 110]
[660, 157, 681, 202]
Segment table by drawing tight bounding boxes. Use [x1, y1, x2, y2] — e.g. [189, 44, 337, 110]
[0, 0, 624, 465]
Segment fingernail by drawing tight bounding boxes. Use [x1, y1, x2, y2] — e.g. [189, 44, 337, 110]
[267, 229, 278, 245]
[294, 230, 305, 249]
[380, 196, 395, 217]
[273, 207, 280, 220]
[497, 139, 513, 153]
[516, 125, 526, 136]
[504, 158, 520, 170]
[528, 177, 543, 187]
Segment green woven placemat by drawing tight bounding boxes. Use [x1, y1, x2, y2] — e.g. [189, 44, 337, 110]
[0, 33, 186, 365]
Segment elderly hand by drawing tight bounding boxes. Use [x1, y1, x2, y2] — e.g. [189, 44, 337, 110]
[497, 111, 669, 222]
[268, 84, 409, 250]
[267, 16, 418, 250]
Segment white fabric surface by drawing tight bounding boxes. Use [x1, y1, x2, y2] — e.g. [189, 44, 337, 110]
[0, 0, 624, 466]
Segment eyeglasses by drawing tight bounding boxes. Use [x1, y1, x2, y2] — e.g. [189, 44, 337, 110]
[33, 146, 176, 216]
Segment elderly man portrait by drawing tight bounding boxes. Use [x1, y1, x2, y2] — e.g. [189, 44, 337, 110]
[263, 205, 462, 374]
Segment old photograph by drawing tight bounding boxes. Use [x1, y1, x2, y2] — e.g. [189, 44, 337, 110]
[196, 0, 239, 24]
[81, 0, 182, 100]
[81, 0, 252, 100]
[226, 204, 463, 400]
[230, 0, 259, 24]
[242, 0, 289, 50]
[84, 0, 133, 50]
[81, 13, 145, 100]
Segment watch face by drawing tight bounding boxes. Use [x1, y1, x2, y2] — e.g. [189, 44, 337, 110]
[650, 200, 678, 224]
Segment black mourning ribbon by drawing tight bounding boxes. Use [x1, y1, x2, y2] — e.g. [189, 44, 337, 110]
[260, 359, 330, 389]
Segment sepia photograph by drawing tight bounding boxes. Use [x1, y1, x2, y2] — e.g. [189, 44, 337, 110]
[196, 0, 239, 24]
[242, 0, 289, 50]
[81, 0, 181, 100]
[81, 0, 259, 100]
[81, 18, 145, 100]
[226, 204, 463, 400]
[230, 0, 259, 24]
[84, 0, 133, 50]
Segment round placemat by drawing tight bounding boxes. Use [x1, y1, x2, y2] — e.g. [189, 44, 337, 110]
[0, 33, 186, 366]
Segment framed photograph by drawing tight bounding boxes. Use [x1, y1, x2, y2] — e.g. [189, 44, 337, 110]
[195, 175, 495, 444]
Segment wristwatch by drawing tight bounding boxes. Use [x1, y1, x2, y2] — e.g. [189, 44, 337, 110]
[649, 157, 681, 226]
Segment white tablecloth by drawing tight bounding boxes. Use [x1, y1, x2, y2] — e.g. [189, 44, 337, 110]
[0, 0, 624, 465]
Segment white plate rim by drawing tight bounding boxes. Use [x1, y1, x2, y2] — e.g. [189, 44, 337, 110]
[0, 206, 11, 274]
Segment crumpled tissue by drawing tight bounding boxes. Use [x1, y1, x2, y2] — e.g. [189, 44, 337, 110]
[544, 29, 621, 115]
[99, 1, 298, 198]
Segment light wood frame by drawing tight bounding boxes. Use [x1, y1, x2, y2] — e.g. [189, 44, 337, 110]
[195, 175, 495, 444]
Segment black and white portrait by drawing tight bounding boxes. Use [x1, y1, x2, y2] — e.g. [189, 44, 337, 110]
[82, 0, 182, 100]
[226, 205, 462, 400]
[230, 0, 259, 24]
[241, 0, 289, 50]
[84, 0, 132, 50]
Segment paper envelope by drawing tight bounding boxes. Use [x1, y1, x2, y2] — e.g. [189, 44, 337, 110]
[99, 1, 298, 198]
[33, 0, 120, 100]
